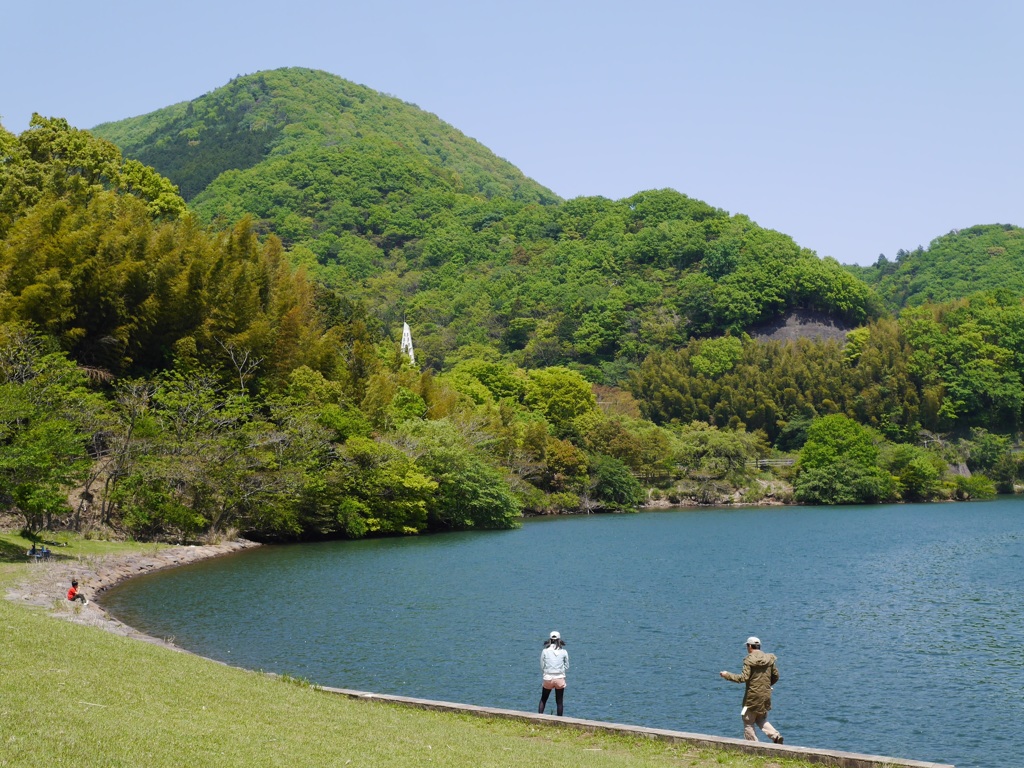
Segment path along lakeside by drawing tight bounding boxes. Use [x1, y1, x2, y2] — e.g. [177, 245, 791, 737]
[5, 539, 953, 768]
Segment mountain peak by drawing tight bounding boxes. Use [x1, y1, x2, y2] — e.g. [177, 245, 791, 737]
[92, 67, 558, 204]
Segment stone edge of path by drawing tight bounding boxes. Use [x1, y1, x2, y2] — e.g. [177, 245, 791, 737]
[322, 687, 956, 768]
[5, 541, 955, 768]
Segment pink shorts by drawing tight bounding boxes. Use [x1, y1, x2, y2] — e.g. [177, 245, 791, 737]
[542, 677, 566, 690]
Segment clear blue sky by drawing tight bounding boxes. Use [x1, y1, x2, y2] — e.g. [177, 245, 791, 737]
[3, 0, 1021, 265]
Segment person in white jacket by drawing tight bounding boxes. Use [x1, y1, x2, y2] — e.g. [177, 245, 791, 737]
[538, 630, 569, 716]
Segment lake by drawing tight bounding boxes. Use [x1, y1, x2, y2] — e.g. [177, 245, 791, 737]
[103, 498, 1024, 768]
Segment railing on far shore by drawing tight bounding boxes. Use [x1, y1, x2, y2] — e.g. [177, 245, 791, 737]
[747, 458, 796, 468]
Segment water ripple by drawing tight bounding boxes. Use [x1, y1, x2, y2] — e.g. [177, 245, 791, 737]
[103, 499, 1024, 768]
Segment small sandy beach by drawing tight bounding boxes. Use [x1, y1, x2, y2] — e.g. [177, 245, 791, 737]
[5, 539, 260, 648]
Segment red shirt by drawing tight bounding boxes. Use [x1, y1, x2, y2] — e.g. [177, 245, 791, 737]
[67, 586, 78, 600]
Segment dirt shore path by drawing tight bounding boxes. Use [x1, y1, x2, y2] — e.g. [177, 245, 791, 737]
[5, 540, 260, 648]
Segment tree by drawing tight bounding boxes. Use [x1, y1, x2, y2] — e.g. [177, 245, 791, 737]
[10, 115, 185, 219]
[671, 422, 765, 503]
[0, 414, 88, 533]
[449, 359, 527, 402]
[525, 367, 597, 437]
[317, 436, 436, 536]
[111, 370, 305, 539]
[690, 336, 743, 378]
[880, 443, 944, 502]
[0, 339, 104, 532]
[586, 454, 644, 510]
[394, 419, 521, 530]
[902, 300, 1024, 431]
[795, 415, 895, 504]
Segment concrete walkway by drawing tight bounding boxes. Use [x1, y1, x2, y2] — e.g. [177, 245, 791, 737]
[321, 686, 955, 768]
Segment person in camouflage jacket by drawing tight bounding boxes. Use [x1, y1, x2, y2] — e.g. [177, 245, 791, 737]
[720, 636, 783, 744]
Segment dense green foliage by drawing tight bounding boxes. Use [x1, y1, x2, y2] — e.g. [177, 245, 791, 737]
[630, 306, 1021, 503]
[853, 224, 1024, 311]
[793, 415, 894, 504]
[0, 336, 106, 532]
[0, 118, 697, 537]
[0, 116, 334, 377]
[633, 292, 1024, 438]
[92, 68, 879, 374]
[1, 75, 1022, 539]
[92, 67, 557, 205]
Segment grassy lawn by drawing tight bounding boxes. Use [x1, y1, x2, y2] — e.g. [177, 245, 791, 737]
[0, 530, 171, 562]
[0, 538, 815, 768]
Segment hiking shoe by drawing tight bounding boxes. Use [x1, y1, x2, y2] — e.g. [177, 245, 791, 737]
[772, 735, 783, 745]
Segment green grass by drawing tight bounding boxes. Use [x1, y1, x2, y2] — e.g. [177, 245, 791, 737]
[0, 547, 815, 768]
[0, 531, 168, 563]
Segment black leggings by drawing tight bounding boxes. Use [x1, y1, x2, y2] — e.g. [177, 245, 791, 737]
[538, 685, 564, 716]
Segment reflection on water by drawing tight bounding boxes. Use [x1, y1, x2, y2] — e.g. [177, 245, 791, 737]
[104, 499, 1024, 768]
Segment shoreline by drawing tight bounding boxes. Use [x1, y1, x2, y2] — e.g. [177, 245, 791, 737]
[5, 539, 260, 648]
[4, 536, 956, 768]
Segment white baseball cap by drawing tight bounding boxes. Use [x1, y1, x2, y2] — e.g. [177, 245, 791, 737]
[550, 631, 561, 640]
[745, 636, 761, 646]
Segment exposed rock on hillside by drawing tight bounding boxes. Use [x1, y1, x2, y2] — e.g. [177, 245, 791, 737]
[748, 309, 852, 343]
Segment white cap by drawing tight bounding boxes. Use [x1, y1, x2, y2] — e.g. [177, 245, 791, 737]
[745, 636, 761, 646]
[550, 631, 561, 640]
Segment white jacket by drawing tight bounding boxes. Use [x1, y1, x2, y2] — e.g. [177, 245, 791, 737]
[540, 646, 569, 679]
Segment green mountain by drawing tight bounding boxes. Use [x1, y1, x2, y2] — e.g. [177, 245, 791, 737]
[851, 224, 1024, 311]
[92, 67, 557, 205]
[92, 68, 878, 378]
[2, 112, 1020, 544]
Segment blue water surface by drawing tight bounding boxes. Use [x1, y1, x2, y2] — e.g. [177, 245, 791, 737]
[103, 499, 1024, 768]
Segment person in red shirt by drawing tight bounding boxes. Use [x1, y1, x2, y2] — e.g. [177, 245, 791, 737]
[67, 579, 89, 605]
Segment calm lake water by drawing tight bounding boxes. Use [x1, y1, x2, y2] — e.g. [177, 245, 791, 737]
[103, 499, 1024, 768]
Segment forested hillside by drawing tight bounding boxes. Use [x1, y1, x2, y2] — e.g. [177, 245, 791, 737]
[0, 118, 652, 540]
[92, 68, 879, 376]
[850, 224, 1024, 311]
[91, 68, 557, 205]
[1, 73, 1022, 545]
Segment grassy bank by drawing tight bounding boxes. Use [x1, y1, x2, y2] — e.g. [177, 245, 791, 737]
[0, 538, 814, 768]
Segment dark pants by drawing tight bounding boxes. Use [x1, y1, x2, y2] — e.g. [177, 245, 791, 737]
[538, 686, 564, 716]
